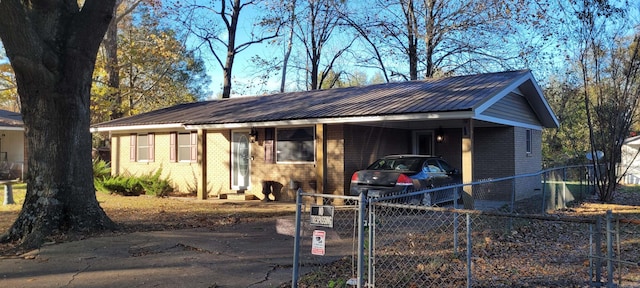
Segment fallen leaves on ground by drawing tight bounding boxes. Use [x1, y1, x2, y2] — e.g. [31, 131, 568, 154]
[292, 189, 640, 288]
[0, 191, 296, 255]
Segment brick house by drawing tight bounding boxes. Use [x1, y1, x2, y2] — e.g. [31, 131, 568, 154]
[91, 70, 558, 202]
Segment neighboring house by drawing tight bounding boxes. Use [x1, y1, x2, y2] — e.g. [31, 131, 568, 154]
[0, 109, 25, 180]
[621, 135, 640, 184]
[91, 70, 559, 202]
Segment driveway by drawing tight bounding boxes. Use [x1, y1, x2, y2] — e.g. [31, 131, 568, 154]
[0, 217, 337, 288]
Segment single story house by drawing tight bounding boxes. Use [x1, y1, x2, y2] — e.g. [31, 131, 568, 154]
[0, 109, 25, 179]
[91, 70, 559, 203]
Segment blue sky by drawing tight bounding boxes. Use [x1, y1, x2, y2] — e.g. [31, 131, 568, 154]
[190, 0, 640, 100]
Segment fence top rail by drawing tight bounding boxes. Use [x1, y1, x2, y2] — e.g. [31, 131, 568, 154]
[300, 165, 591, 201]
[298, 191, 359, 201]
[460, 164, 594, 186]
[372, 201, 600, 224]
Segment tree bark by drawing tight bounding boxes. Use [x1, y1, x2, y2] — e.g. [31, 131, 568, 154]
[401, 0, 419, 80]
[105, 14, 123, 120]
[280, 0, 296, 93]
[0, 0, 116, 249]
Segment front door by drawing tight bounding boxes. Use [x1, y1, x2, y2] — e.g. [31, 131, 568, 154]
[231, 131, 251, 190]
[413, 131, 434, 155]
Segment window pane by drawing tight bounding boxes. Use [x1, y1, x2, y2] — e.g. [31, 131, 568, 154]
[138, 134, 148, 146]
[178, 133, 190, 146]
[178, 147, 191, 161]
[276, 127, 314, 162]
[177, 133, 192, 161]
[137, 134, 149, 161]
[138, 147, 149, 161]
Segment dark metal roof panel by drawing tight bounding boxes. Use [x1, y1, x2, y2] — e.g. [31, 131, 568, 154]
[0, 109, 23, 128]
[93, 70, 532, 128]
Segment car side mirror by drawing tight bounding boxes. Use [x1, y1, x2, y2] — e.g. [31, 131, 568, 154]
[448, 168, 460, 175]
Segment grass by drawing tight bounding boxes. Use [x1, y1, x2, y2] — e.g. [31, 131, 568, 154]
[0, 183, 26, 233]
[0, 184, 297, 246]
[617, 184, 640, 194]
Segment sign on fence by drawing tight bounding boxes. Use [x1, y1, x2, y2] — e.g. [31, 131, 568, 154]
[310, 205, 334, 228]
[311, 230, 326, 255]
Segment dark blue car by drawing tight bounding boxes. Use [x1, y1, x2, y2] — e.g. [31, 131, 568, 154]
[349, 155, 462, 205]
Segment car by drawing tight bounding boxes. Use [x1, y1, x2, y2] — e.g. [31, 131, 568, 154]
[349, 155, 462, 205]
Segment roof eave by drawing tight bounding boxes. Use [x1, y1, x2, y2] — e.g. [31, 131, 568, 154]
[185, 111, 476, 130]
[90, 123, 187, 133]
[0, 126, 24, 131]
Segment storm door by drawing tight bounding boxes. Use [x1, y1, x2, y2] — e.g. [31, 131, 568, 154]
[231, 131, 251, 190]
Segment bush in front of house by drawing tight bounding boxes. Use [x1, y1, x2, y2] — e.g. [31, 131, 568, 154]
[92, 158, 111, 179]
[93, 163, 173, 197]
[138, 169, 173, 197]
[96, 175, 144, 196]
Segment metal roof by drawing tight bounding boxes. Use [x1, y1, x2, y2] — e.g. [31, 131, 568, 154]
[91, 70, 558, 131]
[0, 109, 23, 129]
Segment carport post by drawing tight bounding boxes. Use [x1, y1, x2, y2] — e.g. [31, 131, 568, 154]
[462, 119, 474, 209]
[292, 188, 303, 287]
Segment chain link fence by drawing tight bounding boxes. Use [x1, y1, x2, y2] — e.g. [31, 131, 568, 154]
[290, 166, 640, 287]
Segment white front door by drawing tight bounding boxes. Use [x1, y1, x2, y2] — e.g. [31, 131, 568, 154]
[231, 131, 251, 190]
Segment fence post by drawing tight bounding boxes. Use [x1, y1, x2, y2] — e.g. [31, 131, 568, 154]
[510, 179, 515, 214]
[595, 215, 602, 284]
[466, 213, 472, 288]
[291, 188, 303, 288]
[541, 171, 547, 214]
[453, 186, 459, 256]
[368, 198, 375, 286]
[562, 167, 567, 209]
[606, 210, 614, 288]
[358, 192, 366, 288]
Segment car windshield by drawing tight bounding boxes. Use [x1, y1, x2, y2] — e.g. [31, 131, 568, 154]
[366, 157, 426, 171]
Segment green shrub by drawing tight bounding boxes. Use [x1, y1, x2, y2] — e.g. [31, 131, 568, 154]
[97, 175, 144, 196]
[92, 158, 111, 179]
[94, 168, 173, 197]
[139, 168, 173, 197]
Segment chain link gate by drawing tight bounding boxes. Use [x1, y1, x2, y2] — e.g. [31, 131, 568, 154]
[291, 187, 640, 287]
[292, 190, 366, 287]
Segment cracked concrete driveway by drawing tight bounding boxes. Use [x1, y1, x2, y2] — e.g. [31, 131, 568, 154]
[0, 217, 328, 288]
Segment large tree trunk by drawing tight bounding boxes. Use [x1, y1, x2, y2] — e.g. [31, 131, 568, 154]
[0, 0, 116, 250]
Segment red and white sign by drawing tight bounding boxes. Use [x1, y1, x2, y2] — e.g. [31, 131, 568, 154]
[311, 230, 326, 256]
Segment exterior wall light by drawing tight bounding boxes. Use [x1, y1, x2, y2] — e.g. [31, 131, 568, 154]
[436, 127, 444, 143]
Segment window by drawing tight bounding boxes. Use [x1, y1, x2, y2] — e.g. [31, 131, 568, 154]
[170, 132, 197, 162]
[130, 133, 154, 162]
[425, 159, 445, 173]
[276, 127, 315, 162]
[525, 129, 532, 154]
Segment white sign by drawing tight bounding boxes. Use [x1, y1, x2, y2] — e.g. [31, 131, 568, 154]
[310, 205, 334, 228]
[311, 230, 326, 256]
